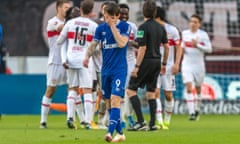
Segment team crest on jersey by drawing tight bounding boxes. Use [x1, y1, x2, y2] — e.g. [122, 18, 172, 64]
[54, 21, 58, 25]
[102, 32, 106, 36]
[136, 30, 144, 38]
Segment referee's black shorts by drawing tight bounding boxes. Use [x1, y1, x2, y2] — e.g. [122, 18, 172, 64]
[128, 58, 160, 92]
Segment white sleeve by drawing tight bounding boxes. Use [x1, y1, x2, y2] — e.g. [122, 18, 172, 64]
[57, 23, 68, 45]
[61, 40, 68, 64]
[197, 32, 212, 53]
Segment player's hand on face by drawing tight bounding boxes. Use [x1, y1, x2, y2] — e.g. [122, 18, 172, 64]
[160, 65, 166, 75]
[83, 57, 89, 68]
[131, 67, 139, 78]
[171, 64, 179, 75]
[63, 62, 69, 69]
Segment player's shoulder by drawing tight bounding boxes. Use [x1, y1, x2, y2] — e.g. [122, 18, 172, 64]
[182, 29, 191, 34]
[166, 23, 178, 32]
[118, 20, 129, 27]
[198, 29, 208, 36]
[127, 21, 137, 29]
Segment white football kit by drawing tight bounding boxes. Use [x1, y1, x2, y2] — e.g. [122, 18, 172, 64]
[157, 23, 180, 91]
[57, 16, 98, 88]
[125, 21, 137, 87]
[181, 29, 212, 86]
[46, 16, 66, 86]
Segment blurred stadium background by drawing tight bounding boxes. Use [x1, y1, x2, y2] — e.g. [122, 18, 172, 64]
[0, 0, 239, 114]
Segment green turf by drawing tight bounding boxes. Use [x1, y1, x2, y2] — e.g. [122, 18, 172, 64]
[0, 114, 239, 144]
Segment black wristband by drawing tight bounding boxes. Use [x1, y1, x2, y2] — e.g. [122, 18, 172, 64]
[162, 62, 167, 66]
[135, 64, 140, 68]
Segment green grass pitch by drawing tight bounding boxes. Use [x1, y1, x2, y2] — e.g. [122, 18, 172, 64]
[0, 114, 239, 144]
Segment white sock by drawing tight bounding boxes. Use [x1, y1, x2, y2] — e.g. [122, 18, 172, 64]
[124, 91, 134, 117]
[102, 110, 109, 126]
[40, 96, 52, 123]
[75, 95, 85, 123]
[92, 92, 97, 115]
[67, 90, 77, 119]
[195, 94, 201, 112]
[186, 93, 195, 114]
[84, 93, 93, 124]
[156, 98, 163, 123]
[120, 99, 125, 122]
[164, 99, 174, 123]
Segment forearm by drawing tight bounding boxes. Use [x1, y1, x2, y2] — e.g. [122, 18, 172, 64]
[135, 46, 146, 66]
[162, 44, 169, 64]
[175, 44, 183, 65]
[197, 42, 212, 53]
[110, 25, 128, 48]
[86, 41, 98, 58]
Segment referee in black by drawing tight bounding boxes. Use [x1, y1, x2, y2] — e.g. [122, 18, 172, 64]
[127, 0, 169, 131]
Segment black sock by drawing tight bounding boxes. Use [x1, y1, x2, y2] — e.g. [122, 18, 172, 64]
[130, 95, 144, 123]
[148, 99, 157, 126]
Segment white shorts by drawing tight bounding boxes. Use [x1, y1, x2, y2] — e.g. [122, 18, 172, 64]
[182, 70, 205, 87]
[47, 64, 67, 86]
[67, 68, 93, 88]
[157, 74, 176, 91]
[125, 58, 136, 88]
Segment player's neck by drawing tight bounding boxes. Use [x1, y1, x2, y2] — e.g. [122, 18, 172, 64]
[56, 13, 65, 21]
[190, 29, 198, 33]
[81, 14, 90, 18]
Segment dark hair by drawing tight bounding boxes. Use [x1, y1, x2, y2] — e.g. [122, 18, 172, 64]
[65, 6, 80, 22]
[81, 0, 94, 15]
[142, 0, 156, 19]
[56, 0, 70, 9]
[119, 3, 129, 10]
[155, 6, 166, 21]
[191, 14, 202, 23]
[105, 2, 120, 16]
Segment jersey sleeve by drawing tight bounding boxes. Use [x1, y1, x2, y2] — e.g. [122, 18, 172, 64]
[120, 23, 131, 37]
[136, 25, 146, 46]
[57, 22, 69, 45]
[132, 23, 138, 40]
[197, 31, 212, 53]
[47, 19, 62, 31]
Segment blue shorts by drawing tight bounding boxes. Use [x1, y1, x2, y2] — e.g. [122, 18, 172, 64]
[101, 71, 127, 99]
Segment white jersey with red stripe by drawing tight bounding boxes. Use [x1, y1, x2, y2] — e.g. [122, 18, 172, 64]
[57, 16, 98, 68]
[160, 23, 180, 73]
[181, 29, 212, 72]
[47, 16, 64, 65]
[127, 21, 137, 62]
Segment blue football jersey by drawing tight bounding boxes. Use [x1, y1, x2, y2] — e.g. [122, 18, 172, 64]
[94, 21, 131, 74]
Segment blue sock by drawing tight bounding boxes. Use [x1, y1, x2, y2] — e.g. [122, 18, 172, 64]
[127, 115, 135, 127]
[108, 108, 120, 135]
[116, 120, 123, 134]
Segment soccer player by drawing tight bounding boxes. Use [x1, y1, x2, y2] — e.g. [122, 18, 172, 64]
[83, 2, 130, 142]
[40, 0, 71, 129]
[181, 14, 212, 121]
[57, 0, 98, 129]
[127, 0, 169, 131]
[119, 3, 138, 129]
[155, 6, 182, 129]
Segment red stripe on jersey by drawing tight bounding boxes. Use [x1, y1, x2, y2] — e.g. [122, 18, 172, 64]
[67, 32, 93, 42]
[67, 32, 75, 39]
[168, 39, 176, 46]
[199, 42, 205, 46]
[129, 33, 134, 41]
[86, 34, 93, 41]
[47, 31, 60, 37]
[184, 41, 194, 48]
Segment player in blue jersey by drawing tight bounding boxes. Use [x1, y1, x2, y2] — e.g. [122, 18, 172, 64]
[83, 2, 130, 142]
